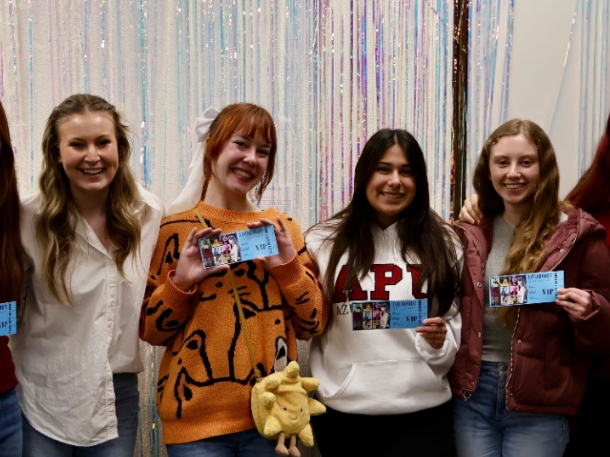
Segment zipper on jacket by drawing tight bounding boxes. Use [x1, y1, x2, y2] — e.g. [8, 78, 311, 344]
[457, 224, 485, 399]
[504, 213, 581, 407]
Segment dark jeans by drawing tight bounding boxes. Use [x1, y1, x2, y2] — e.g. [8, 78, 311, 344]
[0, 387, 22, 457]
[563, 377, 610, 456]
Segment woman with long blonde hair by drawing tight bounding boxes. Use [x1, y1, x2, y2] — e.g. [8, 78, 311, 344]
[450, 119, 610, 456]
[11, 94, 163, 456]
[0, 100, 24, 457]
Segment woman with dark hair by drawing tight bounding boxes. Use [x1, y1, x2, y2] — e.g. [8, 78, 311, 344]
[306, 128, 462, 456]
[12, 94, 164, 456]
[450, 119, 610, 456]
[0, 101, 24, 457]
[140, 103, 327, 456]
[563, 113, 610, 456]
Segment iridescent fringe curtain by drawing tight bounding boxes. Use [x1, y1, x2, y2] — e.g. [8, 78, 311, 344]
[464, 0, 610, 195]
[575, 0, 610, 174]
[316, 1, 454, 220]
[0, 1, 455, 455]
[465, 0, 514, 195]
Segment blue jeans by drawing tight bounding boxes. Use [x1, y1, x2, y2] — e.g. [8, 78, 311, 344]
[0, 387, 22, 457]
[22, 373, 139, 457]
[454, 361, 570, 457]
[166, 428, 277, 457]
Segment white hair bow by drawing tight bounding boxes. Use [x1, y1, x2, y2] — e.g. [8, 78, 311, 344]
[166, 106, 220, 215]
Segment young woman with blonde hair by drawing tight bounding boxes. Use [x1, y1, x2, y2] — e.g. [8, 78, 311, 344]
[450, 119, 610, 456]
[0, 100, 24, 457]
[12, 94, 163, 456]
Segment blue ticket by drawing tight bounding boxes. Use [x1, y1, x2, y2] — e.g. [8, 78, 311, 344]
[351, 299, 428, 330]
[488, 271, 564, 307]
[199, 225, 279, 269]
[0, 301, 17, 336]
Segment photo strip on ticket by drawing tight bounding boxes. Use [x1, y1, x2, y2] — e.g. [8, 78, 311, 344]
[488, 271, 564, 307]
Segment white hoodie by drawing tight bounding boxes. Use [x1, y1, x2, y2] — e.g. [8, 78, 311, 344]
[306, 222, 463, 415]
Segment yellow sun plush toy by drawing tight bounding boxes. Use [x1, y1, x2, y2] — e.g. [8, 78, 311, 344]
[251, 361, 326, 457]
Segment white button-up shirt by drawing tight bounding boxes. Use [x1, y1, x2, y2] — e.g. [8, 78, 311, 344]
[11, 186, 163, 446]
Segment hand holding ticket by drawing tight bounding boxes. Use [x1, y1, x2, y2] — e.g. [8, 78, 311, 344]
[556, 287, 594, 319]
[174, 227, 229, 291]
[198, 224, 279, 269]
[246, 218, 296, 268]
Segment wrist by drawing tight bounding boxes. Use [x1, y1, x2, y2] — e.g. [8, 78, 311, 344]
[170, 271, 196, 292]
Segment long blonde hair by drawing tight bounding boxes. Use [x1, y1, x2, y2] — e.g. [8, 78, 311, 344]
[473, 119, 562, 327]
[36, 94, 141, 305]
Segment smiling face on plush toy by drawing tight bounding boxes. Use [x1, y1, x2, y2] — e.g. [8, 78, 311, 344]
[271, 385, 310, 431]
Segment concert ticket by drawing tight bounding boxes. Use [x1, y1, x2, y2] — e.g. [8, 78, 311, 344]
[488, 271, 565, 307]
[0, 301, 17, 336]
[351, 299, 428, 330]
[198, 225, 279, 269]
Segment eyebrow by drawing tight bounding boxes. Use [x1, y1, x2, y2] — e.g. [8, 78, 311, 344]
[377, 161, 411, 167]
[235, 134, 271, 148]
[67, 135, 112, 144]
[67, 132, 113, 139]
[493, 154, 537, 159]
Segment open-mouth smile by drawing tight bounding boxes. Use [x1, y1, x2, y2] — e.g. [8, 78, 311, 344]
[80, 168, 104, 175]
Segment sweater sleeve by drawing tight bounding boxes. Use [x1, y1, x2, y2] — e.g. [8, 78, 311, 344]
[267, 216, 329, 340]
[139, 220, 198, 346]
[570, 234, 610, 355]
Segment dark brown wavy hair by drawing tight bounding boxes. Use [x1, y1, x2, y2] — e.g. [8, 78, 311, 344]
[0, 101, 23, 304]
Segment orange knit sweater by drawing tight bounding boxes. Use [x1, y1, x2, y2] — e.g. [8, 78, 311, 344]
[140, 201, 328, 444]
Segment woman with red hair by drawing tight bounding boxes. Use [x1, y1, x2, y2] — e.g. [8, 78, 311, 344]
[563, 113, 610, 456]
[141, 103, 328, 456]
[0, 100, 24, 457]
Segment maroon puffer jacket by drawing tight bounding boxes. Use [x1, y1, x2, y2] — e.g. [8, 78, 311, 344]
[449, 207, 610, 415]
[0, 336, 17, 393]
